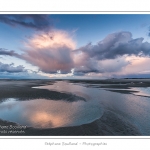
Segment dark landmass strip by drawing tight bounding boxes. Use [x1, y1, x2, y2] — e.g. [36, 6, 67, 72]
[69, 78, 150, 87]
[0, 110, 141, 136]
[0, 80, 85, 102]
[105, 89, 138, 94]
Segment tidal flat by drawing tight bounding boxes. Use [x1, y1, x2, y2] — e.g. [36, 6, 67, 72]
[0, 79, 150, 136]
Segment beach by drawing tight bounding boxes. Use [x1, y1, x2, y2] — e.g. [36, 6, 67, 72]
[0, 79, 150, 136]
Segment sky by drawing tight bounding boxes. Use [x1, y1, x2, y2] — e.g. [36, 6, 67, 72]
[0, 14, 150, 79]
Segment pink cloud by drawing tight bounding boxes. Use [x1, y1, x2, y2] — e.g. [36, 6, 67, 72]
[21, 30, 76, 73]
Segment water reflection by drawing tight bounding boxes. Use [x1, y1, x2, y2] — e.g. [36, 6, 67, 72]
[131, 87, 150, 97]
[0, 81, 103, 128]
[33, 81, 91, 100]
[102, 87, 150, 97]
[0, 81, 150, 135]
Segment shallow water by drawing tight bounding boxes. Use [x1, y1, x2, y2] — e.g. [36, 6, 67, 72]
[131, 87, 150, 97]
[103, 87, 150, 97]
[0, 81, 150, 135]
[0, 81, 103, 128]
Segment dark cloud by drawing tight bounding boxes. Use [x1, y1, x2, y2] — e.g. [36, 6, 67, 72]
[77, 31, 150, 60]
[0, 48, 20, 57]
[73, 56, 130, 76]
[0, 14, 52, 31]
[72, 31, 150, 75]
[0, 62, 26, 73]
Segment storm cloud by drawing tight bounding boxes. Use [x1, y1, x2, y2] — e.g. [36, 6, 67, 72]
[72, 31, 150, 75]
[0, 14, 52, 31]
[76, 31, 150, 60]
[0, 62, 26, 73]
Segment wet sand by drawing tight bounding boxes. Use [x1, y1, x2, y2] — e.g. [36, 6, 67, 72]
[0, 79, 148, 136]
[0, 79, 85, 102]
